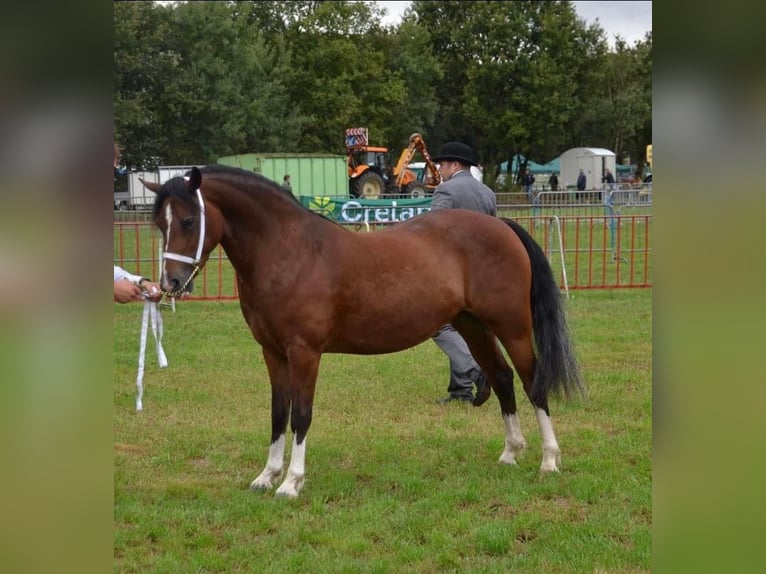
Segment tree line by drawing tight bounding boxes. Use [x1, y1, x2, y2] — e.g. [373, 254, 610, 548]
[114, 0, 652, 187]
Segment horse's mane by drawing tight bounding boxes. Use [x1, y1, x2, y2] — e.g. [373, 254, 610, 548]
[204, 164, 343, 226]
[152, 164, 341, 226]
[152, 175, 198, 219]
[201, 165, 300, 205]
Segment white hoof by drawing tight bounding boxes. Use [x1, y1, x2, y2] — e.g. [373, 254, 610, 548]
[275, 472, 304, 498]
[498, 437, 526, 465]
[275, 486, 300, 498]
[540, 448, 561, 473]
[498, 451, 519, 465]
[249, 468, 281, 490]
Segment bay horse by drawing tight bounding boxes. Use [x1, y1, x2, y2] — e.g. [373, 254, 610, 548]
[143, 165, 583, 498]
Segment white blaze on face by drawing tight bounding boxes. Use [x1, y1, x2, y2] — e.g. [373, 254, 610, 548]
[163, 202, 173, 282]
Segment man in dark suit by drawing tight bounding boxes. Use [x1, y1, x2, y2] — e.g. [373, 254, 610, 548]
[429, 142, 495, 403]
[576, 168, 587, 201]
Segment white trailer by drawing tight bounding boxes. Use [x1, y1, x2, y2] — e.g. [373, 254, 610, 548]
[558, 147, 616, 191]
[126, 165, 201, 209]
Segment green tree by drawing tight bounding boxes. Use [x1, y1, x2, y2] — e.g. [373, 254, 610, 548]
[413, 0, 607, 185]
[114, 1, 303, 167]
[165, 1, 302, 161]
[631, 32, 653, 169]
[579, 33, 652, 170]
[377, 17, 444, 151]
[114, 1, 650, 184]
[275, 0, 408, 152]
[114, 1, 176, 169]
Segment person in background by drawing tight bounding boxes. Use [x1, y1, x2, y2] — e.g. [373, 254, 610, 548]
[281, 174, 292, 193]
[429, 141, 494, 404]
[114, 141, 161, 303]
[576, 168, 587, 201]
[602, 168, 616, 203]
[548, 172, 559, 191]
[523, 168, 536, 203]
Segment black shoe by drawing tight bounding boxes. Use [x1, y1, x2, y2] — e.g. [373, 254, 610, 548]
[436, 395, 474, 404]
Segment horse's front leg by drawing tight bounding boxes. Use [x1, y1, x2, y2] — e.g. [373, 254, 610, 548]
[250, 348, 290, 491]
[275, 345, 321, 498]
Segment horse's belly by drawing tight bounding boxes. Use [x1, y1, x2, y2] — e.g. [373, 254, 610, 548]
[325, 322, 437, 355]
[325, 340, 427, 355]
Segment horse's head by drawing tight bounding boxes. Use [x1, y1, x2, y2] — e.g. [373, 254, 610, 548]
[143, 167, 221, 297]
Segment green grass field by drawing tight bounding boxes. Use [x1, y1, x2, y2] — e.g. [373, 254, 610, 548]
[114, 289, 651, 572]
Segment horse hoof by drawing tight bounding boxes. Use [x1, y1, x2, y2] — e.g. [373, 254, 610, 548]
[275, 483, 302, 498]
[472, 392, 490, 406]
[249, 476, 276, 491]
[275, 489, 300, 499]
[539, 463, 561, 473]
[498, 452, 519, 465]
[472, 377, 492, 406]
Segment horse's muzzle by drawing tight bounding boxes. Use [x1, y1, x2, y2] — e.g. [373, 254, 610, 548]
[162, 276, 195, 298]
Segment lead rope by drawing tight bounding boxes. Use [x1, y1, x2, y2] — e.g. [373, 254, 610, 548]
[136, 185, 205, 409]
[136, 295, 169, 412]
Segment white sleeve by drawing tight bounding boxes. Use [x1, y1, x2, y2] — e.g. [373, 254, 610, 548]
[114, 265, 142, 284]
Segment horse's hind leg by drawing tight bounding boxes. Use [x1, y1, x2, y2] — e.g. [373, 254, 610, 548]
[250, 348, 290, 491]
[487, 359, 528, 467]
[452, 314, 527, 465]
[504, 336, 561, 473]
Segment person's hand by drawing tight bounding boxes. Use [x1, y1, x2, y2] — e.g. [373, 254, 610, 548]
[114, 279, 144, 303]
[140, 280, 162, 303]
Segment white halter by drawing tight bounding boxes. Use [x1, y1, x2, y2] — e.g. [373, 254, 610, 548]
[161, 186, 206, 297]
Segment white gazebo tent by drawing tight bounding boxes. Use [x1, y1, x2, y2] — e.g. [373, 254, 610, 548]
[558, 147, 616, 191]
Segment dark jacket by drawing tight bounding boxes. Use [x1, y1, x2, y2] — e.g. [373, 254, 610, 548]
[430, 170, 496, 215]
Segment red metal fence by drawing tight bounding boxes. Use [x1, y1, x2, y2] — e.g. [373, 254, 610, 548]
[114, 213, 651, 300]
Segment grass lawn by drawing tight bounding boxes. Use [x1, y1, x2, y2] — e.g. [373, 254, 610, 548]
[114, 289, 651, 573]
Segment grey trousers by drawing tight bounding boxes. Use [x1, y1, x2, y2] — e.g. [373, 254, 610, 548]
[432, 324, 485, 398]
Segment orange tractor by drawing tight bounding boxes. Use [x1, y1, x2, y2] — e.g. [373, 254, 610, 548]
[345, 129, 441, 199]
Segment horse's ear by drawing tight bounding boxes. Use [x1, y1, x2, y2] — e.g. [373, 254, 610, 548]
[142, 178, 162, 193]
[188, 167, 202, 192]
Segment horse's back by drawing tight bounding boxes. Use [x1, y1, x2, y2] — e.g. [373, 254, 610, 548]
[331, 209, 531, 309]
[366, 209, 530, 273]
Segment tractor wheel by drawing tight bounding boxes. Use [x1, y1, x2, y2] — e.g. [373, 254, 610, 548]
[356, 171, 385, 199]
[406, 182, 427, 198]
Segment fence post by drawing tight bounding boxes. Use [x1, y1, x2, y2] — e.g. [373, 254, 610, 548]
[604, 189, 617, 260]
[549, 216, 569, 299]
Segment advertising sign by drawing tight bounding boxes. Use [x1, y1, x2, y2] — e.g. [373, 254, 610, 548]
[300, 196, 432, 224]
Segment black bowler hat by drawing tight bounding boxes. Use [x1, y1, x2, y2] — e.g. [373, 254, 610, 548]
[433, 141, 477, 166]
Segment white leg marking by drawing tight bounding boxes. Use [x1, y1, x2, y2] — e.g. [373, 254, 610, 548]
[498, 413, 527, 465]
[250, 434, 286, 490]
[276, 435, 306, 498]
[536, 408, 561, 472]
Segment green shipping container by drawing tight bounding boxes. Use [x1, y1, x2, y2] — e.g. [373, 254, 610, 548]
[216, 153, 348, 197]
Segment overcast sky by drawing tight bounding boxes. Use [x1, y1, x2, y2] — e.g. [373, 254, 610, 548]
[374, 1, 652, 47]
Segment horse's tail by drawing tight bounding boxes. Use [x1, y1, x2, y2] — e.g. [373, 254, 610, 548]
[502, 218, 584, 405]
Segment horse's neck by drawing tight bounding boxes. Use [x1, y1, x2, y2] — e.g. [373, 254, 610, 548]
[206, 181, 307, 269]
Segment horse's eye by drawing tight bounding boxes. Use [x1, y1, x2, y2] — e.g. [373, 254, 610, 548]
[182, 216, 196, 230]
